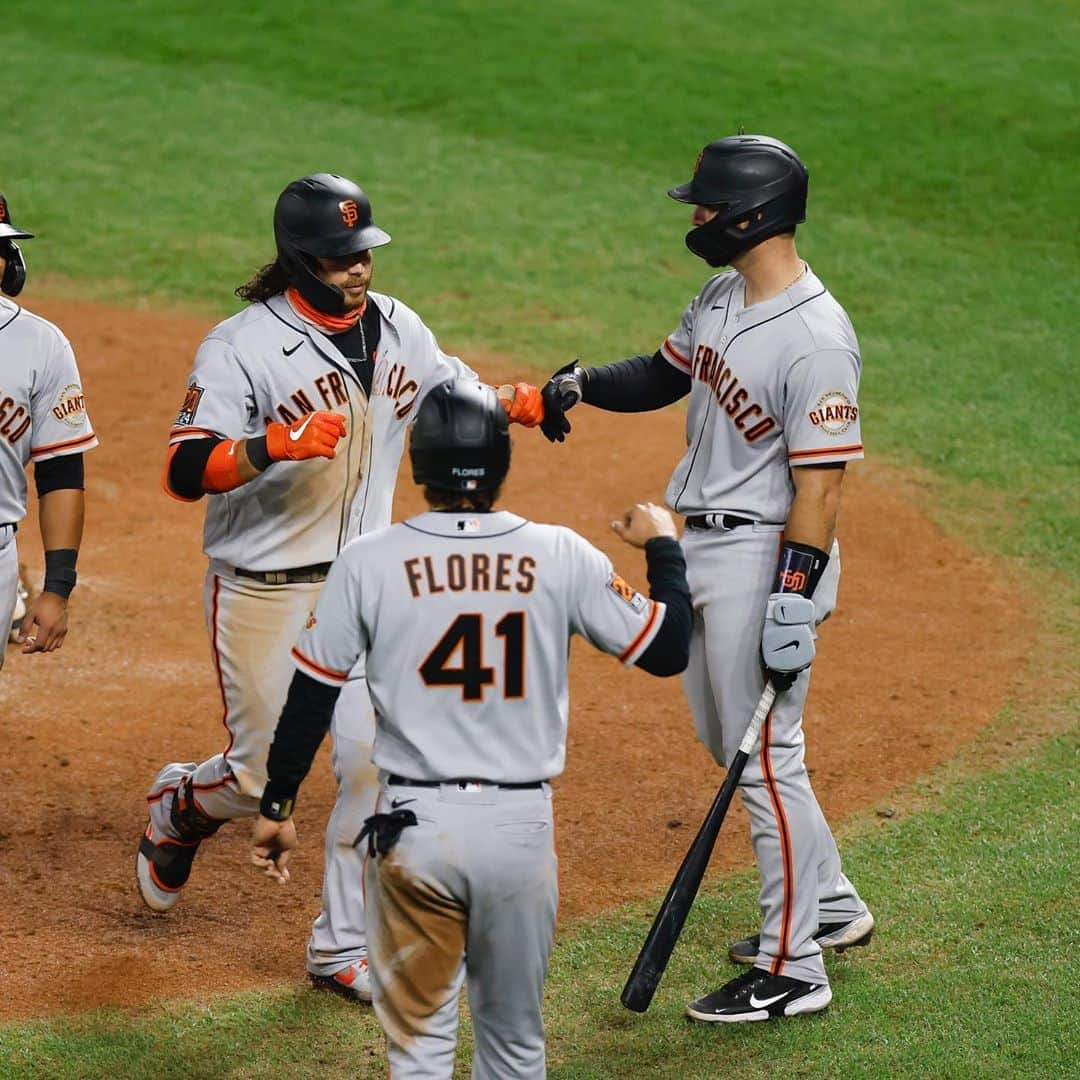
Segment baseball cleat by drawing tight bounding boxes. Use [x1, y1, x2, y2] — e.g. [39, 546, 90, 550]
[135, 821, 200, 913]
[308, 956, 373, 1004]
[728, 909, 875, 965]
[686, 967, 831, 1023]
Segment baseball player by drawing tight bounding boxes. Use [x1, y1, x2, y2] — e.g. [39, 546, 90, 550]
[251, 379, 692, 1078]
[135, 175, 542, 1005]
[537, 135, 874, 1022]
[0, 192, 96, 671]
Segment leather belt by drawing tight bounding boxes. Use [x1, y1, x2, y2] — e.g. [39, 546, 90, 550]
[387, 774, 544, 791]
[233, 561, 332, 585]
[684, 514, 755, 531]
[0, 523, 17, 532]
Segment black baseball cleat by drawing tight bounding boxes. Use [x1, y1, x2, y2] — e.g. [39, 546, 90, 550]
[686, 967, 831, 1023]
[728, 910, 874, 965]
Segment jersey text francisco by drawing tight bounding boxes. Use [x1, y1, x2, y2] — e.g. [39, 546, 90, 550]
[691, 344, 776, 442]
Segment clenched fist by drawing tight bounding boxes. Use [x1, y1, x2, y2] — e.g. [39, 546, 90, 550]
[611, 502, 679, 548]
[265, 411, 347, 462]
[497, 382, 545, 427]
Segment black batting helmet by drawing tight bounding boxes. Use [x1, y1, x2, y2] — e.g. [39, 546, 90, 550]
[0, 192, 34, 297]
[668, 135, 808, 267]
[410, 380, 511, 494]
[273, 173, 391, 315]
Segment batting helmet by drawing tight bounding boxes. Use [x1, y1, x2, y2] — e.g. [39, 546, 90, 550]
[273, 173, 391, 315]
[410, 379, 511, 494]
[0, 192, 34, 297]
[668, 135, 808, 268]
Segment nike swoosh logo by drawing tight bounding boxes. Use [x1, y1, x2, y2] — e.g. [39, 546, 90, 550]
[776, 640, 801, 652]
[390, 797, 416, 810]
[282, 342, 303, 356]
[749, 990, 791, 1008]
[289, 414, 315, 441]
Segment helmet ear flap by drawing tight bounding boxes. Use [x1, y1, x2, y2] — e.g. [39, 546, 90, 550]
[0, 241, 27, 296]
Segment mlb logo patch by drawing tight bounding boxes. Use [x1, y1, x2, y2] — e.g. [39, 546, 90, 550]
[456, 518, 480, 533]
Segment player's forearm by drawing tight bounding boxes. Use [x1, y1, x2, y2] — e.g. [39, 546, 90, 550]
[582, 352, 691, 412]
[39, 487, 85, 552]
[37, 487, 84, 599]
[635, 537, 692, 676]
[784, 463, 845, 550]
[261, 671, 342, 816]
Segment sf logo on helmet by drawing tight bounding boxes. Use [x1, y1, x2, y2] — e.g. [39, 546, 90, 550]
[339, 200, 360, 228]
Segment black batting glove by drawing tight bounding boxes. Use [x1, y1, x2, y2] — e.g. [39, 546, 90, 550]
[540, 359, 585, 443]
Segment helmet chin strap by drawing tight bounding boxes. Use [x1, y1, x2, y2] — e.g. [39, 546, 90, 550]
[279, 248, 348, 315]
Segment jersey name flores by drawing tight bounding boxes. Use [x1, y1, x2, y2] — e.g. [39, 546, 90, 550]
[293, 511, 665, 783]
[660, 266, 863, 521]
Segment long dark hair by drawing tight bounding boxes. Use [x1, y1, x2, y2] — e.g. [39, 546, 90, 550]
[235, 258, 290, 303]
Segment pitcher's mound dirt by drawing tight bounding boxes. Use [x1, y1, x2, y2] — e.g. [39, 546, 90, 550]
[0, 294, 1029, 1018]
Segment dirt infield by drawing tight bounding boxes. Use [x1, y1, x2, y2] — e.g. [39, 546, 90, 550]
[0, 293, 1031, 1019]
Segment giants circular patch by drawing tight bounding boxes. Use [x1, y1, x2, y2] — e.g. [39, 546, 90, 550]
[808, 391, 858, 436]
[52, 383, 87, 428]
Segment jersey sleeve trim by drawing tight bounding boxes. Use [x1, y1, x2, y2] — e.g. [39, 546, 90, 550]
[788, 443, 864, 463]
[169, 425, 225, 444]
[30, 431, 99, 461]
[660, 338, 692, 373]
[291, 645, 349, 686]
[619, 600, 666, 666]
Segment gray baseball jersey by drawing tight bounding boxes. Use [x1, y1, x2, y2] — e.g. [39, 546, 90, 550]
[292, 510, 665, 782]
[167, 291, 475, 570]
[0, 296, 98, 524]
[660, 265, 863, 520]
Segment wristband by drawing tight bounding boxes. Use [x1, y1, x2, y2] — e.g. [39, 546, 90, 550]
[259, 789, 296, 822]
[773, 541, 829, 597]
[246, 435, 272, 472]
[43, 548, 78, 599]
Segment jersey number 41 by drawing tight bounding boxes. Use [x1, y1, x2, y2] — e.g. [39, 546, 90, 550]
[419, 612, 525, 701]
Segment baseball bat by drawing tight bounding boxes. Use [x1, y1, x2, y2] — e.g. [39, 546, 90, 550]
[620, 681, 777, 1013]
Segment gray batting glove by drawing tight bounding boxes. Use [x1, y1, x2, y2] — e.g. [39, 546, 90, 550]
[761, 593, 816, 688]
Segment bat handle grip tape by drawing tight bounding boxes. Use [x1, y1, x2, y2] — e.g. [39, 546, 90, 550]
[737, 682, 777, 756]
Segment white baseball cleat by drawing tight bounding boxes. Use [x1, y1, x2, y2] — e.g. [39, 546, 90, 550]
[135, 821, 200, 913]
[308, 956, 373, 1004]
[729, 909, 875, 965]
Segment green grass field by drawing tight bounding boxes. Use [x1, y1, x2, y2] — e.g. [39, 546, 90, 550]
[3, 1, 1077, 1076]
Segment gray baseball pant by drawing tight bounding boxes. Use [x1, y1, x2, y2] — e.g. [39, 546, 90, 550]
[364, 781, 558, 1079]
[681, 526, 868, 985]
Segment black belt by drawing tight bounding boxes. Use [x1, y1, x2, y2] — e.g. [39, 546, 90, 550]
[0, 523, 16, 532]
[684, 514, 755, 531]
[387, 774, 544, 790]
[233, 561, 332, 585]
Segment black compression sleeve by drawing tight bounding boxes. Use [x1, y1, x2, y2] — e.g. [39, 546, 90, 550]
[169, 438, 220, 500]
[34, 453, 85, 497]
[634, 536, 692, 677]
[581, 351, 691, 412]
[261, 671, 343, 816]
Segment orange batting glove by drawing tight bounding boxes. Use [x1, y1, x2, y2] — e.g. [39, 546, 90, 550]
[498, 382, 545, 428]
[265, 411, 347, 461]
